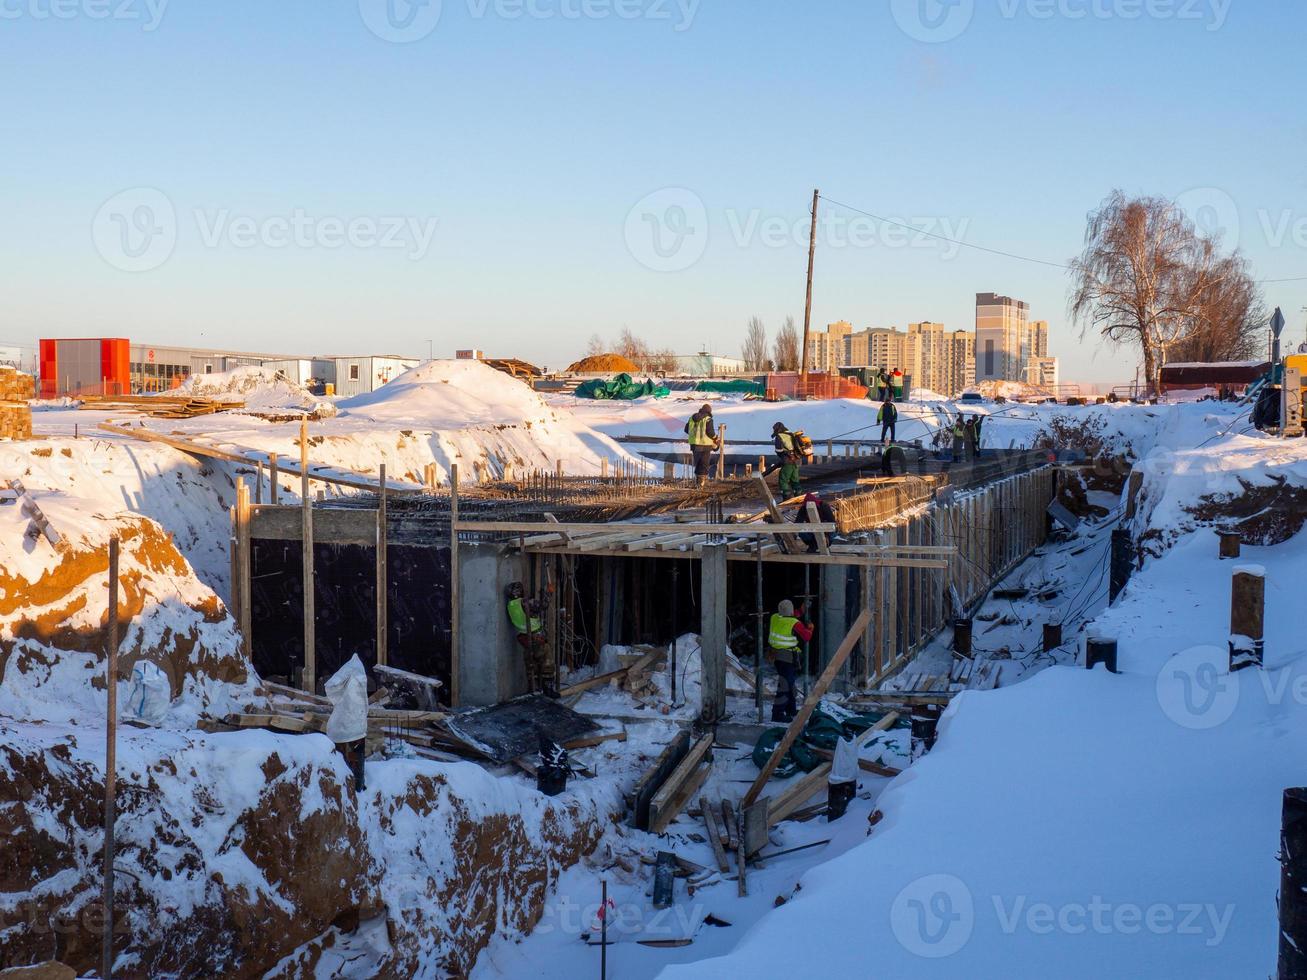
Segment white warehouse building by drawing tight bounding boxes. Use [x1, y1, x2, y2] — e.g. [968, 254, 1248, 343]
[332, 356, 421, 397]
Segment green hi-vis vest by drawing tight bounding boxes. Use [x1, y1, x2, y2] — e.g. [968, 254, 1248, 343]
[507, 597, 541, 635]
[688, 415, 714, 447]
[768, 614, 800, 650]
[953, 421, 966, 437]
[776, 431, 795, 453]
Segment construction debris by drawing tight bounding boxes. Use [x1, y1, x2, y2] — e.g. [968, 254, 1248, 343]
[80, 394, 244, 418]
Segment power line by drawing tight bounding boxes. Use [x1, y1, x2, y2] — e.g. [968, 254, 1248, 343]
[819, 195, 1072, 271]
[819, 193, 1307, 287]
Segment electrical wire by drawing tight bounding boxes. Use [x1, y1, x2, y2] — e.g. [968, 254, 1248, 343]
[820, 193, 1307, 285]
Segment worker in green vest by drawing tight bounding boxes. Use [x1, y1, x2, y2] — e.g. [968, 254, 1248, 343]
[506, 582, 556, 696]
[772, 422, 802, 499]
[684, 404, 720, 485]
[951, 415, 967, 461]
[766, 599, 813, 722]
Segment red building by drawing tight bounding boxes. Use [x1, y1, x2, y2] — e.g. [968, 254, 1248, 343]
[39, 338, 131, 398]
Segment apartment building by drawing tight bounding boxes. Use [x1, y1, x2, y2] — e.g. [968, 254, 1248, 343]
[807, 320, 854, 373]
[975, 292, 1030, 382]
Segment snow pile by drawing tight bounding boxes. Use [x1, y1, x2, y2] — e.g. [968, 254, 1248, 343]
[177, 365, 336, 416]
[339, 359, 561, 428]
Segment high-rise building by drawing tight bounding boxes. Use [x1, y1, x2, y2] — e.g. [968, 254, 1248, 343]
[975, 292, 1030, 382]
[807, 320, 854, 373]
[1026, 355, 1059, 389]
[1028, 319, 1049, 360]
[905, 322, 975, 396]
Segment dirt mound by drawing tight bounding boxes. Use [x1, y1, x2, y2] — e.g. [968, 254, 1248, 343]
[1, 729, 614, 978]
[0, 515, 251, 720]
[565, 353, 639, 374]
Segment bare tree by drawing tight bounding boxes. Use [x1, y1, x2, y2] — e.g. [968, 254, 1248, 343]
[647, 347, 680, 375]
[741, 317, 769, 371]
[774, 316, 799, 371]
[1170, 251, 1265, 363]
[1068, 190, 1257, 395]
[586, 334, 606, 356]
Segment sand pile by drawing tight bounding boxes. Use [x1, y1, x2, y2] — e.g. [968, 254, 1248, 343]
[565, 353, 639, 374]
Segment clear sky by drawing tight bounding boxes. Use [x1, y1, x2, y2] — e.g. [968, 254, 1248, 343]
[2, 0, 1305, 380]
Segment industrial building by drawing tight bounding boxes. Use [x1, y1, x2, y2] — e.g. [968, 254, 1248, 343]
[37, 338, 418, 398]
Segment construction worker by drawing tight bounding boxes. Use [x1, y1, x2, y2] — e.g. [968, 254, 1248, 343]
[506, 582, 556, 697]
[973, 414, 985, 455]
[797, 491, 836, 554]
[772, 422, 802, 499]
[951, 415, 967, 461]
[766, 599, 812, 722]
[891, 368, 905, 402]
[878, 395, 897, 445]
[874, 367, 890, 401]
[684, 404, 719, 485]
[964, 417, 979, 460]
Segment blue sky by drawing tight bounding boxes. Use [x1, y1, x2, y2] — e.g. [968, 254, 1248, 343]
[1, 0, 1304, 381]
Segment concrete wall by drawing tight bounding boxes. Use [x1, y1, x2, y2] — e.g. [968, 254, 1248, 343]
[457, 541, 530, 706]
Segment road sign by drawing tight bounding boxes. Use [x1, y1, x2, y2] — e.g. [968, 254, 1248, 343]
[1272, 307, 1286, 337]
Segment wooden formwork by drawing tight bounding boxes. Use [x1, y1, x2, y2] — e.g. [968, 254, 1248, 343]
[861, 466, 1054, 687]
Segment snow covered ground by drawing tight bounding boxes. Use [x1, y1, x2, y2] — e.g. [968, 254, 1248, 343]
[7, 367, 1304, 977]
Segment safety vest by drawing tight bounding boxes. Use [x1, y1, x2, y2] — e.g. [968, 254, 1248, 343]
[776, 431, 795, 453]
[953, 421, 965, 437]
[687, 415, 714, 447]
[507, 597, 541, 635]
[878, 406, 894, 423]
[768, 614, 800, 650]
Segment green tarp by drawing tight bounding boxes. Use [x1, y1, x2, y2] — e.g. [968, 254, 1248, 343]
[694, 379, 765, 395]
[573, 373, 670, 400]
[750, 701, 901, 779]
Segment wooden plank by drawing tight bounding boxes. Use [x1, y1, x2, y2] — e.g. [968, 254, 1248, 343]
[562, 729, 628, 751]
[754, 474, 800, 554]
[742, 608, 872, 809]
[767, 763, 832, 826]
[649, 734, 714, 834]
[556, 649, 663, 698]
[300, 418, 315, 694]
[449, 464, 460, 707]
[376, 463, 388, 667]
[527, 546, 948, 569]
[236, 480, 252, 657]
[631, 731, 690, 831]
[805, 500, 830, 555]
[461, 519, 837, 536]
[701, 796, 731, 874]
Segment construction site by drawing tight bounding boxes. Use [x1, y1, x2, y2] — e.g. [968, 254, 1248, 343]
[2, 354, 1305, 979]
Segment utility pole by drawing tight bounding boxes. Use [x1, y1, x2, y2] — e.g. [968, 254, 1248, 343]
[799, 188, 819, 389]
[101, 536, 120, 980]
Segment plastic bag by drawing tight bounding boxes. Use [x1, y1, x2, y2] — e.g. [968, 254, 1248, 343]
[830, 736, 858, 786]
[325, 654, 369, 744]
[123, 661, 171, 727]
